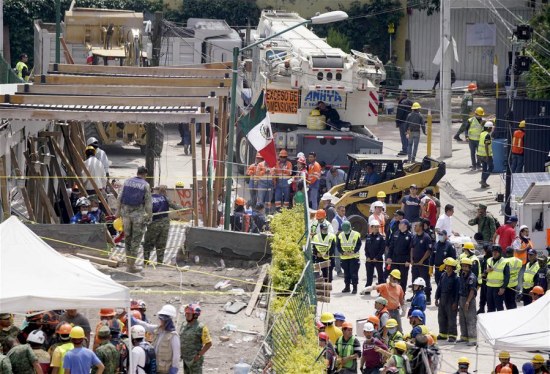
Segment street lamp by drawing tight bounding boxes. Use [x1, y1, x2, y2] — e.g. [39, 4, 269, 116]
[223, 11, 348, 229]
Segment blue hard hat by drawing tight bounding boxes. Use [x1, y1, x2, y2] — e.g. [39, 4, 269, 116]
[411, 310, 425, 321]
[334, 312, 346, 321]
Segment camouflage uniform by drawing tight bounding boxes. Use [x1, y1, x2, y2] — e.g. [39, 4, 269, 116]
[384, 60, 402, 94]
[0, 353, 13, 374]
[457, 91, 474, 135]
[143, 196, 181, 264]
[93, 342, 119, 374]
[0, 325, 20, 354]
[7, 344, 37, 374]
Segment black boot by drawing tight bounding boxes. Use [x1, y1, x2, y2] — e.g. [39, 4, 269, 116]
[342, 284, 351, 293]
[352, 285, 358, 294]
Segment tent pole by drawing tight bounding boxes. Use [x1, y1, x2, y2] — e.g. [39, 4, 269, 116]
[128, 304, 133, 374]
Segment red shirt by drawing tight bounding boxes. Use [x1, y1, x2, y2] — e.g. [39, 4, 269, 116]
[495, 224, 516, 249]
[423, 200, 437, 227]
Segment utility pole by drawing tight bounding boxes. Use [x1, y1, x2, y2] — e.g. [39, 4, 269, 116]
[151, 12, 163, 67]
[439, 0, 452, 158]
[55, 0, 61, 63]
[0, 0, 4, 57]
[505, 40, 518, 217]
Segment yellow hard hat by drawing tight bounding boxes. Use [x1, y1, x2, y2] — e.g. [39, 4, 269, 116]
[85, 145, 96, 154]
[498, 351, 511, 359]
[411, 102, 421, 110]
[310, 109, 321, 116]
[390, 269, 401, 280]
[519, 120, 526, 128]
[532, 354, 545, 364]
[395, 341, 407, 351]
[444, 257, 457, 267]
[113, 217, 124, 232]
[376, 191, 387, 198]
[385, 319, 398, 328]
[320, 312, 335, 324]
[175, 181, 185, 188]
[69, 326, 85, 339]
[475, 107, 485, 116]
[461, 257, 473, 266]
[463, 242, 475, 251]
[458, 357, 470, 365]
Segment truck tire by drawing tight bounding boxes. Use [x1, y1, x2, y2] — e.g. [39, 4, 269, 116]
[83, 122, 102, 144]
[140, 124, 164, 156]
[348, 214, 369, 238]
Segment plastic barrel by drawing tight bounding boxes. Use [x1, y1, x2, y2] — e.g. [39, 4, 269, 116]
[492, 138, 506, 173]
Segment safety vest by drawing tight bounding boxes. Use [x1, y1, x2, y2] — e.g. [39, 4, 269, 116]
[375, 308, 390, 334]
[335, 336, 356, 369]
[477, 131, 493, 157]
[516, 239, 533, 265]
[523, 261, 540, 289]
[468, 117, 483, 140]
[120, 177, 148, 206]
[313, 233, 336, 260]
[457, 253, 482, 284]
[338, 231, 361, 259]
[274, 160, 293, 180]
[392, 354, 407, 374]
[54, 342, 74, 374]
[153, 329, 178, 372]
[388, 331, 404, 349]
[505, 256, 523, 288]
[511, 130, 525, 155]
[486, 257, 507, 288]
[15, 61, 29, 81]
[370, 213, 386, 236]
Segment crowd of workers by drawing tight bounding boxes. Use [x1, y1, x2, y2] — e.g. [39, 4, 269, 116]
[0, 301, 211, 374]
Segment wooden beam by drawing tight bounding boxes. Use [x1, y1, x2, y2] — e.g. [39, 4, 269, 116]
[0, 156, 10, 220]
[51, 139, 89, 199]
[190, 119, 199, 227]
[0, 109, 210, 123]
[60, 38, 75, 65]
[17, 85, 230, 97]
[48, 63, 230, 78]
[245, 264, 270, 316]
[22, 151, 59, 224]
[45, 137, 74, 218]
[5, 94, 219, 108]
[10, 149, 36, 221]
[36, 74, 232, 87]
[73, 253, 119, 267]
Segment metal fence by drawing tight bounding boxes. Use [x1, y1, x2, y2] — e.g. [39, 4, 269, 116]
[0, 55, 24, 84]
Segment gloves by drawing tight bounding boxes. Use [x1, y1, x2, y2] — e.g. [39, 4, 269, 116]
[168, 367, 178, 374]
[428, 266, 434, 277]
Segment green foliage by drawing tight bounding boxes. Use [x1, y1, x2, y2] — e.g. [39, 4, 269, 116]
[527, 4, 550, 99]
[167, 0, 260, 27]
[326, 28, 350, 53]
[409, 0, 440, 15]
[4, 0, 163, 66]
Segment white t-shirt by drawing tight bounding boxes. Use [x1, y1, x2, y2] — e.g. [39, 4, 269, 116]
[435, 213, 452, 234]
[131, 345, 146, 374]
[83, 156, 107, 190]
[331, 215, 347, 233]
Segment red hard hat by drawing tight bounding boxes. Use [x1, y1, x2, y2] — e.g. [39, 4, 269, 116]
[315, 210, 326, 219]
[318, 332, 328, 341]
[367, 315, 380, 327]
[316, 321, 325, 330]
[99, 308, 116, 317]
[468, 82, 477, 91]
[235, 197, 245, 206]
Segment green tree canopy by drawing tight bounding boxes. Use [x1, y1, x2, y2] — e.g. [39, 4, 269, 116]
[527, 4, 550, 99]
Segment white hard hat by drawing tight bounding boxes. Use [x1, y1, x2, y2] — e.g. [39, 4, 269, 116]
[321, 192, 333, 201]
[519, 225, 529, 231]
[86, 137, 99, 146]
[131, 325, 146, 339]
[76, 197, 91, 207]
[370, 220, 380, 227]
[484, 121, 494, 128]
[413, 277, 426, 287]
[372, 201, 384, 208]
[363, 322, 375, 332]
[27, 330, 46, 345]
[157, 304, 177, 318]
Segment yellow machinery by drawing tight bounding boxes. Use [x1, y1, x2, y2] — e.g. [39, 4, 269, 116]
[329, 154, 446, 237]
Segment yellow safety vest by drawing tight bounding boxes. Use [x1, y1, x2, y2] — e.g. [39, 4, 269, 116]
[338, 231, 361, 259]
[477, 131, 493, 157]
[313, 233, 336, 260]
[54, 342, 74, 374]
[457, 253, 482, 284]
[522, 261, 540, 289]
[486, 257, 507, 288]
[468, 117, 483, 140]
[505, 256, 523, 288]
[15, 61, 29, 82]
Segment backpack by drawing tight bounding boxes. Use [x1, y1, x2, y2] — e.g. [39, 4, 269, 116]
[117, 339, 129, 374]
[138, 341, 157, 374]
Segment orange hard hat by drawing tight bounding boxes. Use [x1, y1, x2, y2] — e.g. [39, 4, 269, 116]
[99, 308, 116, 317]
[468, 82, 477, 91]
[315, 210, 327, 219]
[255, 153, 263, 159]
[235, 197, 245, 206]
[279, 149, 288, 157]
[367, 315, 380, 327]
[341, 322, 353, 329]
[57, 323, 72, 335]
[427, 334, 435, 346]
[531, 286, 545, 295]
[131, 310, 142, 320]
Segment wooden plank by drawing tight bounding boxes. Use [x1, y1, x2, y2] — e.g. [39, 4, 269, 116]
[51, 139, 89, 198]
[176, 62, 232, 69]
[17, 85, 230, 97]
[22, 151, 59, 224]
[36, 74, 232, 87]
[74, 253, 119, 267]
[245, 264, 270, 317]
[0, 156, 9, 220]
[45, 137, 74, 218]
[60, 38, 75, 64]
[49, 63, 230, 78]
[190, 119, 199, 227]
[10, 149, 36, 221]
[5, 94, 219, 108]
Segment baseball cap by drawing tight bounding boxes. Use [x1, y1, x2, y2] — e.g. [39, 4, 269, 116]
[400, 219, 410, 227]
[394, 210, 405, 216]
[410, 184, 418, 189]
[507, 216, 518, 223]
[439, 230, 448, 236]
[527, 249, 537, 256]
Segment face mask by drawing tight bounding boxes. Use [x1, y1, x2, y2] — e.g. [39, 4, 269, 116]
[388, 328, 397, 335]
[81, 210, 88, 215]
[91, 207, 98, 212]
[437, 235, 445, 242]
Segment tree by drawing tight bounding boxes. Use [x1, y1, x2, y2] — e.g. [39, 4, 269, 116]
[167, 0, 260, 28]
[527, 4, 550, 99]
[326, 28, 350, 53]
[408, 0, 440, 15]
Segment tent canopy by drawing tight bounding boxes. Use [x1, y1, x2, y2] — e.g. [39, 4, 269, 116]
[0, 216, 130, 313]
[477, 292, 550, 352]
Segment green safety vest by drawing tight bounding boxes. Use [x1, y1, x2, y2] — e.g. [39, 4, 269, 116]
[505, 257, 523, 288]
[388, 331, 404, 349]
[486, 257, 507, 288]
[392, 354, 407, 374]
[338, 231, 361, 259]
[335, 336, 356, 369]
[468, 117, 483, 140]
[523, 261, 540, 289]
[313, 233, 336, 260]
[477, 131, 492, 157]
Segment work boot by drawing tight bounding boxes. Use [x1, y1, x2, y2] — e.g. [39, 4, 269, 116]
[480, 182, 490, 188]
[448, 337, 456, 343]
[469, 165, 477, 170]
[476, 308, 485, 314]
[342, 285, 351, 293]
[454, 134, 463, 142]
[351, 285, 358, 294]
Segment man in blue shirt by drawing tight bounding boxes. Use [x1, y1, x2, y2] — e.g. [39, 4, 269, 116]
[401, 184, 421, 223]
[363, 163, 381, 186]
[63, 326, 104, 374]
[411, 222, 433, 304]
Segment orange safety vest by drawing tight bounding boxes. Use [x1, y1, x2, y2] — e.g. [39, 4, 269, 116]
[307, 161, 321, 184]
[370, 213, 386, 236]
[516, 238, 534, 265]
[511, 130, 525, 155]
[274, 160, 293, 179]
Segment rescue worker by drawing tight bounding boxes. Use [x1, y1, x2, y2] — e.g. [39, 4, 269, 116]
[408, 278, 427, 320]
[250, 203, 268, 233]
[313, 222, 337, 283]
[468, 204, 496, 243]
[457, 258, 477, 346]
[477, 121, 494, 188]
[15, 53, 31, 82]
[512, 225, 534, 266]
[255, 155, 273, 213]
[93, 309, 123, 351]
[369, 202, 386, 235]
[5, 337, 42, 374]
[133, 304, 180, 374]
[333, 313, 346, 329]
[454, 82, 477, 141]
[71, 197, 98, 224]
[431, 230, 456, 285]
[455, 357, 472, 374]
[318, 332, 337, 374]
[407, 310, 426, 341]
[93, 326, 119, 374]
[485, 245, 510, 312]
[435, 258, 459, 342]
[335, 322, 361, 374]
[384, 319, 403, 350]
[493, 216, 518, 251]
[535, 254, 548, 291]
[522, 249, 540, 305]
[307, 152, 322, 209]
[88, 195, 106, 223]
[273, 149, 292, 209]
[320, 193, 337, 224]
[143, 185, 182, 265]
[360, 322, 388, 374]
[387, 219, 413, 291]
[129, 325, 156, 374]
[0, 315, 20, 354]
[411, 221, 433, 304]
[363, 270, 406, 332]
[337, 221, 362, 294]
[381, 341, 410, 374]
[86, 137, 110, 177]
[531, 354, 549, 374]
[246, 154, 263, 206]
[320, 313, 342, 345]
[405, 102, 426, 163]
[117, 166, 153, 273]
[510, 120, 526, 173]
[395, 91, 413, 155]
[364, 220, 385, 289]
[466, 106, 485, 170]
[179, 304, 211, 374]
[504, 246, 522, 309]
[457, 242, 481, 285]
[59, 310, 92, 347]
[62, 326, 104, 374]
[312, 209, 334, 236]
[494, 351, 519, 374]
[82, 146, 106, 195]
[230, 197, 246, 232]
[50, 323, 74, 374]
[374, 297, 390, 338]
[27, 330, 49, 373]
[477, 243, 492, 314]
[401, 185, 421, 225]
[530, 286, 545, 302]
[331, 205, 347, 278]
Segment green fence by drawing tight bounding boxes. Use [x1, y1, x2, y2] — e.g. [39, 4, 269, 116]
[0, 54, 24, 84]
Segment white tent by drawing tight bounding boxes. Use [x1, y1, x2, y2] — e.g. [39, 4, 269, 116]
[477, 292, 550, 351]
[0, 216, 130, 313]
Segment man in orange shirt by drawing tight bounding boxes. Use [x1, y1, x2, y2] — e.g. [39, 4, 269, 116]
[510, 120, 525, 173]
[246, 154, 263, 206]
[273, 150, 293, 209]
[307, 151, 322, 209]
[255, 155, 273, 213]
[362, 269, 405, 332]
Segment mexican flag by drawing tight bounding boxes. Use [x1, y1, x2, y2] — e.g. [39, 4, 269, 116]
[239, 91, 277, 167]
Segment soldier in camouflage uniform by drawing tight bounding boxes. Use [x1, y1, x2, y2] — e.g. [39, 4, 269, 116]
[180, 304, 212, 374]
[93, 326, 119, 374]
[0, 314, 20, 355]
[5, 337, 41, 374]
[117, 166, 152, 273]
[454, 83, 477, 141]
[468, 204, 497, 243]
[384, 56, 402, 95]
[143, 185, 182, 266]
[0, 343, 13, 374]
